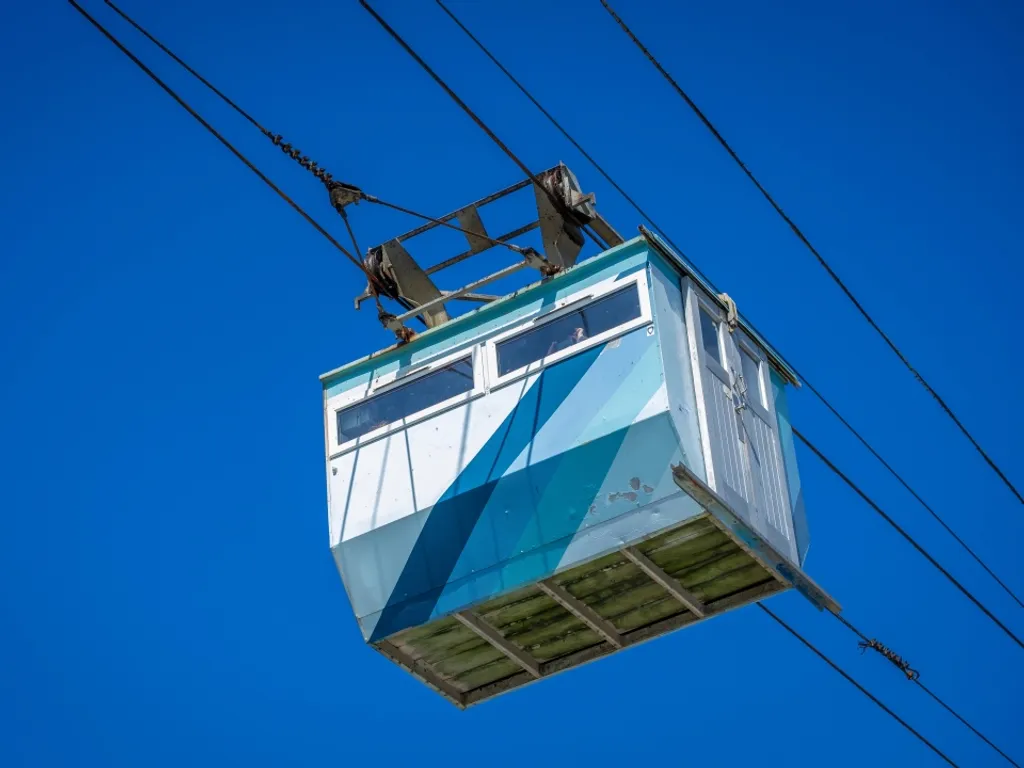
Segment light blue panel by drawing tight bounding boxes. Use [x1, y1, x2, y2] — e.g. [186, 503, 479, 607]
[367, 338, 608, 641]
[428, 428, 698, 619]
[322, 238, 651, 398]
[568, 412, 684, 535]
[333, 507, 430, 631]
[771, 368, 808, 564]
[557, 490, 704, 568]
[647, 254, 707, 479]
[446, 327, 661, 586]
[431, 412, 687, 618]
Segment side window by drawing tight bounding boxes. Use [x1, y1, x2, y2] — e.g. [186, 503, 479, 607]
[698, 307, 721, 365]
[739, 347, 764, 407]
[336, 358, 474, 442]
[496, 283, 642, 376]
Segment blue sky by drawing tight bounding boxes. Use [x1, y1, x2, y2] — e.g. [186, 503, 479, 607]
[2, 0, 1023, 765]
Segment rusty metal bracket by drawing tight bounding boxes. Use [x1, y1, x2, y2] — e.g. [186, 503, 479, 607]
[357, 163, 617, 330]
[718, 292, 739, 332]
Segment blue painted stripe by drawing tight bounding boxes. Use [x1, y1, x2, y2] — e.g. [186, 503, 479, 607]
[368, 343, 605, 641]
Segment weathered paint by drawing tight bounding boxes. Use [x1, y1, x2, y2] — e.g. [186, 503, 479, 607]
[385, 513, 789, 708]
[670, 464, 838, 614]
[323, 238, 815, 646]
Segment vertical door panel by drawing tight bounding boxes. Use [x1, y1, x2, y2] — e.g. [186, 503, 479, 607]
[687, 287, 752, 519]
[734, 335, 795, 560]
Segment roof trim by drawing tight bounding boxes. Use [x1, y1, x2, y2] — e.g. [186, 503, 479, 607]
[639, 227, 801, 387]
[319, 237, 649, 385]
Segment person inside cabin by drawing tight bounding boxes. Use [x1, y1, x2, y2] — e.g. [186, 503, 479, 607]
[546, 324, 587, 356]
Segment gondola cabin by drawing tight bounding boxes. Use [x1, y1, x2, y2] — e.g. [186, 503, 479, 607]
[321, 168, 836, 707]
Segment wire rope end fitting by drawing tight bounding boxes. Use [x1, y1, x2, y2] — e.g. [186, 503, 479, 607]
[329, 181, 366, 212]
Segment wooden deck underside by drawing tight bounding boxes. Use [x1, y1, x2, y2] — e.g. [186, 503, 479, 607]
[373, 512, 789, 708]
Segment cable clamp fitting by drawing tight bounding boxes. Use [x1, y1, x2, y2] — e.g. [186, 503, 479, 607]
[329, 181, 365, 212]
[858, 638, 919, 681]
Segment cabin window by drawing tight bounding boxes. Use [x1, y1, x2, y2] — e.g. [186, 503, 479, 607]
[496, 283, 642, 376]
[740, 347, 763, 407]
[336, 358, 474, 442]
[699, 308, 721, 365]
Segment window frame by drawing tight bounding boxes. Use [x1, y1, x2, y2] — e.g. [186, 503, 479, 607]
[735, 331, 775, 425]
[326, 345, 485, 457]
[694, 294, 731, 386]
[483, 272, 653, 390]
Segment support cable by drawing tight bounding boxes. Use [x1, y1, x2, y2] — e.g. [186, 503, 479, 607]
[104, 0, 538, 264]
[358, 0, 604, 253]
[757, 604, 960, 768]
[794, 427, 1024, 651]
[433, 0, 1024, 612]
[830, 612, 1020, 767]
[599, 0, 1024, 507]
[66, 0, 385, 298]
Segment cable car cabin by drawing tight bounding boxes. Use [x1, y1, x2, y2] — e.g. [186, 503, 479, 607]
[322, 204, 836, 708]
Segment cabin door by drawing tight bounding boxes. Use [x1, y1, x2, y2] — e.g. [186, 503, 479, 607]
[687, 289, 755, 522]
[728, 331, 795, 560]
[686, 283, 795, 560]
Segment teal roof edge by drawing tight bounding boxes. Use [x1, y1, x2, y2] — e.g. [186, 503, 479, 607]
[320, 236, 650, 387]
[641, 227, 801, 387]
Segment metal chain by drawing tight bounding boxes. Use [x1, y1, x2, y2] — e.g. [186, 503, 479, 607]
[265, 131, 342, 190]
[858, 638, 920, 681]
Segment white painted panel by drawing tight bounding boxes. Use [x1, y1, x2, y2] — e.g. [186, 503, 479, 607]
[707, 378, 747, 507]
[329, 433, 416, 541]
[648, 264, 706, 478]
[748, 408, 792, 544]
[330, 375, 530, 544]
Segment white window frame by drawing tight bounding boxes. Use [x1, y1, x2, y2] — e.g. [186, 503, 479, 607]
[692, 296, 733, 387]
[483, 272, 653, 391]
[325, 345, 485, 457]
[683, 282, 724, 493]
[735, 330, 776, 425]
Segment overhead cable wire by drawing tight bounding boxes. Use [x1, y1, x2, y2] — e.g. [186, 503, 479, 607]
[432, 0, 1024, 612]
[830, 611, 1021, 767]
[433, 0, 657, 252]
[800, 374, 1024, 611]
[598, 0, 1024, 507]
[757, 604, 960, 768]
[356, 1, 573, 230]
[794, 427, 1024, 651]
[102, 0, 542, 266]
[66, 0, 388, 297]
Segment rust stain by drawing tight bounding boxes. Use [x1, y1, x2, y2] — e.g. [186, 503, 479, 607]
[605, 477, 657, 506]
[607, 491, 639, 503]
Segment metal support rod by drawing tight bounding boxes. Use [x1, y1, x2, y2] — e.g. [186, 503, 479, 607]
[425, 222, 540, 275]
[448, 292, 500, 303]
[386, 178, 535, 241]
[392, 260, 531, 325]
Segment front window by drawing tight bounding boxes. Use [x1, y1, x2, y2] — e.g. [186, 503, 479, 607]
[336, 358, 474, 442]
[496, 283, 642, 376]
